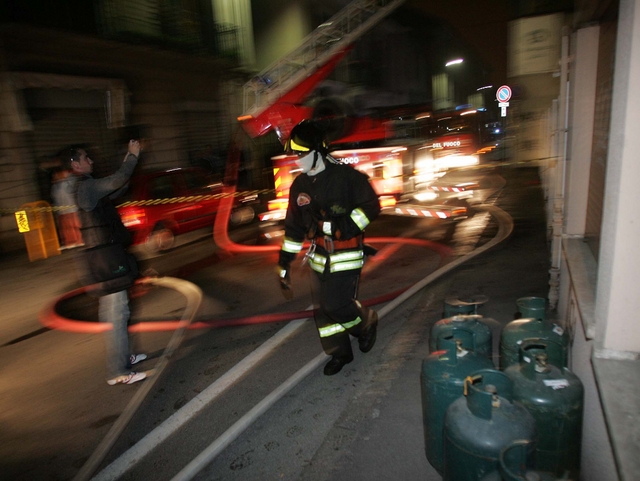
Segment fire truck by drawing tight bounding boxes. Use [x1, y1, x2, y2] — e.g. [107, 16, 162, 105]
[234, 0, 501, 223]
[330, 108, 502, 217]
[258, 107, 502, 223]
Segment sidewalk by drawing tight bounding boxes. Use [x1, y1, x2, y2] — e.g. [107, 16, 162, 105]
[0, 246, 83, 347]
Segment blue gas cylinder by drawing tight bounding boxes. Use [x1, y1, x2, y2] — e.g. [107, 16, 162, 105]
[443, 369, 537, 481]
[421, 328, 495, 474]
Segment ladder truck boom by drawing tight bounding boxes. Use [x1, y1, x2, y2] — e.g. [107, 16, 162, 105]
[237, 0, 406, 141]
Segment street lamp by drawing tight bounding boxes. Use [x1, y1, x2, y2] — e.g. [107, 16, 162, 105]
[444, 58, 464, 106]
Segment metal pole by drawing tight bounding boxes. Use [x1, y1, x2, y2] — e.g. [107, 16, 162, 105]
[548, 28, 571, 310]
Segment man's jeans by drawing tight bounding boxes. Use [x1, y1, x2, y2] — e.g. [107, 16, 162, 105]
[99, 290, 131, 378]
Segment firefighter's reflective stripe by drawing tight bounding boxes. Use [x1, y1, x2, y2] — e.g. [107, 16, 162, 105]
[309, 250, 364, 273]
[318, 317, 363, 338]
[331, 259, 364, 272]
[343, 317, 363, 329]
[330, 250, 364, 273]
[282, 237, 304, 254]
[319, 324, 345, 337]
[308, 253, 328, 273]
[350, 207, 371, 230]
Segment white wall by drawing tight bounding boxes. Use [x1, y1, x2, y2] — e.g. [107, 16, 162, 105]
[572, 303, 618, 479]
[595, 0, 640, 356]
[565, 26, 599, 236]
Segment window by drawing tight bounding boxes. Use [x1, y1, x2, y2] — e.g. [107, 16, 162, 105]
[183, 170, 215, 193]
[149, 176, 175, 200]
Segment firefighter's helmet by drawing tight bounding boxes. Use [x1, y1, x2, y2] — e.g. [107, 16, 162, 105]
[285, 120, 328, 155]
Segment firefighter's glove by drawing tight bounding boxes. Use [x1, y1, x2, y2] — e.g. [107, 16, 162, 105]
[276, 265, 293, 300]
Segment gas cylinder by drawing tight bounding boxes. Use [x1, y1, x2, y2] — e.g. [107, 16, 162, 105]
[421, 328, 495, 474]
[444, 295, 489, 318]
[443, 369, 537, 481]
[504, 340, 584, 479]
[480, 441, 562, 481]
[500, 317, 569, 370]
[429, 314, 493, 359]
[516, 296, 547, 320]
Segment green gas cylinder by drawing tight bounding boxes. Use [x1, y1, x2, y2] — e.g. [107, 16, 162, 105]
[500, 317, 569, 370]
[504, 340, 584, 479]
[516, 297, 547, 320]
[480, 441, 563, 481]
[444, 295, 489, 318]
[443, 369, 537, 481]
[421, 328, 495, 474]
[429, 314, 493, 359]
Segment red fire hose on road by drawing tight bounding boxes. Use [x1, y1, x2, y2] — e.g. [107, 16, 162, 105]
[39, 132, 452, 333]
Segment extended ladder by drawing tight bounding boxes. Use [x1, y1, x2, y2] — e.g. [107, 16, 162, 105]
[241, 0, 405, 119]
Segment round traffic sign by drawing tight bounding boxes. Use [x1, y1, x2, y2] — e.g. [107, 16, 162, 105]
[496, 85, 512, 102]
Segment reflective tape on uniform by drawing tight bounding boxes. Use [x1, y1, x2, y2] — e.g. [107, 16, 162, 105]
[282, 237, 303, 254]
[318, 317, 362, 338]
[329, 250, 364, 273]
[331, 259, 364, 272]
[350, 207, 370, 230]
[308, 250, 363, 273]
[308, 253, 327, 273]
[319, 323, 346, 337]
[343, 316, 363, 329]
[330, 250, 364, 262]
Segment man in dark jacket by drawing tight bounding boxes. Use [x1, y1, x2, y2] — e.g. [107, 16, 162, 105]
[70, 140, 147, 385]
[277, 120, 381, 375]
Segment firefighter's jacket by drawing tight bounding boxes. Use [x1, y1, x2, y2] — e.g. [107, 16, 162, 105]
[279, 158, 381, 275]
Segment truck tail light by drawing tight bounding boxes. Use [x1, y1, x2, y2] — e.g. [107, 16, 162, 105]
[268, 198, 289, 211]
[379, 196, 396, 208]
[120, 208, 146, 227]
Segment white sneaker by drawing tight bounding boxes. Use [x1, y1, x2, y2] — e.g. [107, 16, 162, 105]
[107, 372, 147, 386]
[130, 353, 147, 365]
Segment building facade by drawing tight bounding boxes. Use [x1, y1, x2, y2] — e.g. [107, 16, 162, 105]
[0, 0, 250, 252]
[510, 0, 639, 478]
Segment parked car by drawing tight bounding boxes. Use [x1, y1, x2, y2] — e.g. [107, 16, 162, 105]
[117, 167, 257, 254]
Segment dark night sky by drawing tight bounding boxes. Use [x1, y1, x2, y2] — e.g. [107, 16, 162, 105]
[404, 0, 511, 86]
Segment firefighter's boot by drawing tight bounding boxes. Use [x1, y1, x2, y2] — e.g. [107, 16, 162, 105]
[358, 306, 378, 353]
[324, 354, 353, 376]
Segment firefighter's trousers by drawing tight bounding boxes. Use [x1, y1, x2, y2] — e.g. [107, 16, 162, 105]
[311, 269, 370, 359]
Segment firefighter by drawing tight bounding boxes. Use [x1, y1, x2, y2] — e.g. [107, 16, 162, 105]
[276, 120, 381, 376]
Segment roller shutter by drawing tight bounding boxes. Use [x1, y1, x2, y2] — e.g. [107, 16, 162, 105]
[26, 107, 118, 201]
[182, 110, 230, 164]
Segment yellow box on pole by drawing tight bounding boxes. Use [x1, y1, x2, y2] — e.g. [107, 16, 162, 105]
[15, 210, 30, 233]
[17, 201, 61, 261]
